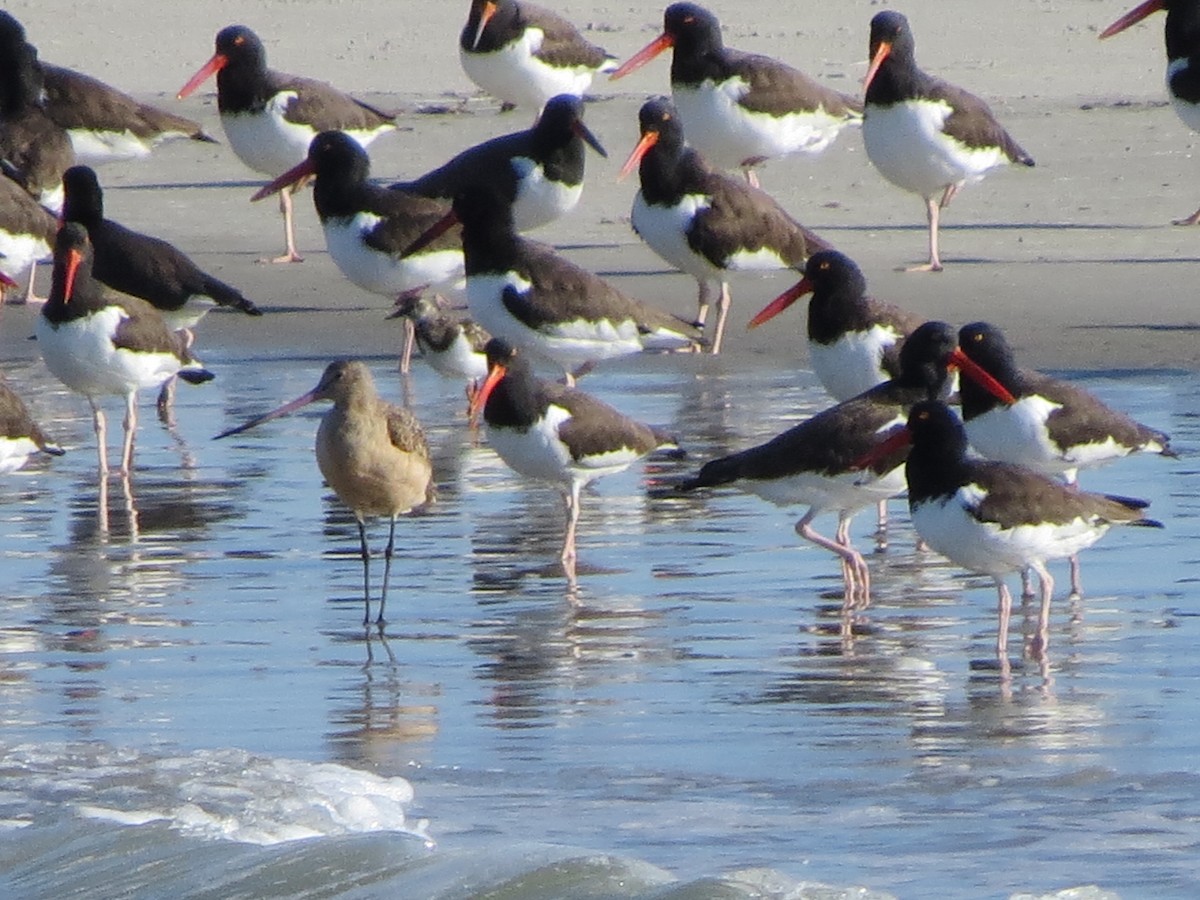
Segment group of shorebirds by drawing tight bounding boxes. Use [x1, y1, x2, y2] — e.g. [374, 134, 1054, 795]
[0, 1, 1189, 678]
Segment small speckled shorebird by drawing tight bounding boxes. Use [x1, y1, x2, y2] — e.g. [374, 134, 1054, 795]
[215, 361, 433, 627]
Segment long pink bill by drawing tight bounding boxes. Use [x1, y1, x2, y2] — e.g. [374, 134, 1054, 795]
[1099, 0, 1165, 40]
[213, 390, 321, 440]
[251, 158, 316, 202]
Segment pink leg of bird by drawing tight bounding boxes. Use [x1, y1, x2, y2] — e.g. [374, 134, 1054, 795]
[709, 282, 733, 355]
[906, 197, 944, 273]
[994, 578, 1015, 682]
[560, 483, 583, 583]
[796, 508, 868, 612]
[268, 188, 304, 264]
[119, 392, 138, 476]
[1028, 559, 1054, 658]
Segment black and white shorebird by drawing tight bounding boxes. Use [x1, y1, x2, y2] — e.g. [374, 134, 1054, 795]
[390, 294, 490, 395]
[0, 38, 74, 215]
[1101, 0, 1200, 223]
[620, 97, 832, 355]
[0, 10, 212, 165]
[0, 174, 56, 302]
[862, 10, 1034, 271]
[216, 360, 432, 627]
[0, 375, 64, 474]
[863, 400, 1161, 678]
[747, 249, 924, 403]
[610, 2, 861, 186]
[471, 337, 678, 583]
[398, 93, 606, 232]
[37, 224, 214, 479]
[956, 321, 1174, 596]
[61, 165, 261, 411]
[459, 0, 617, 112]
[677, 321, 1009, 613]
[177, 25, 398, 263]
[405, 184, 702, 383]
[253, 130, 464, 372]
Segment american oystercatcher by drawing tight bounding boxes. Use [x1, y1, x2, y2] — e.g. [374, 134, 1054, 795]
[0, 39, 75, 215]
[472, 337, 678, 582]
[0, 10, 213, 164]
[216, 360, 432, 627]
[747, 249, 924, 402]
[1101, 0, 1200, 223]
[862, 10, 1034, 271]
[620, 96, 832, 355]
[61, 165, 261, 411]
[956, 321, 1174, 596]
[36, 223, 214, 479]
[0, 174, 56, 302]
[252, 130, 465, 373]
[865, 399, 1161, 677]
[459, 0, 617, 112]
[404, 184, 702, 382]
[610, 2, 861, 185]
[0, 375, 64, 474]
[398, 93, 607, 232]
[390, 294, 490, 393]
[177, 24, 398, 263]
[676, 321, 1007, 613]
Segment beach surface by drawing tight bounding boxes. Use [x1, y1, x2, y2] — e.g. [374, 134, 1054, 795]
[2, 0, 1197, 371]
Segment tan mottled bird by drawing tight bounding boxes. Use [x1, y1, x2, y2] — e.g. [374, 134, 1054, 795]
[216, 361, 432, 627]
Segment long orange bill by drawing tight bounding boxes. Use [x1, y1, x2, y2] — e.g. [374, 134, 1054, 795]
[573, 120, 608, 158]
[746, 276, 814, 329]
[618, 131, 659, 181]
[1099, 0, 1165, 39]
[949, 348, 1017, 405]
[251, 158, 316, 202]
[213, 389, 321, 440]
[863, 40, 892, 92]
[470, 0, 499, 49]
[468, 361, 506, 424]
[177, 53, 228, 99]
[401, 209, 459, 258]
[608, 33, 673, 80]
[850, 425, 911, 472]
[63, 248, 83, 303]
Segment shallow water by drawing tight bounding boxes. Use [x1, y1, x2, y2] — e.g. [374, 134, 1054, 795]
[1, 348, 1196, 899]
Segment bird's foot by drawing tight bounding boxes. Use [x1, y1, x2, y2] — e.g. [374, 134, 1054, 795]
[900, 262, 943, 273]
[259, 251, 304, 265]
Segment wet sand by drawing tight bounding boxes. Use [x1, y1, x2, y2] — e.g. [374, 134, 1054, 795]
[3, 0, 1199, 371]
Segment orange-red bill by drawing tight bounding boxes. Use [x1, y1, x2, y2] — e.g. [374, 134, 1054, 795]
[863, 40, 892, 92]
[401, 209, 459, 258]
[618, 131, 659, 181]
[948, 348, 1017, 405]
[177, 53, 228, 100]
[850, 425, 912, 473]
[1099, 0, 1165, 39]
[608, 33, 674, 80]
[251, 158, 316, 202]
[746, 276, 813, 329]
[0, 270, 17, 289]
[470, 0, 499, 50]
[468, 361, 506, 424]
[63, 248, 83, 303]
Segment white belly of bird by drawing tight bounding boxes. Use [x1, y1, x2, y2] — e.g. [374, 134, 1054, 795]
[159, 297, 218, 333]
[460, 29, 600, 109]
[0, 437, 39, 474]
[1168, 59, 1200, 132]
[965, 395, 1129, 478]
[467, 271, 646, 369]
[0, 229, 51, 279]
[511, 157, 581, 231]
[425, 332, 488, 381]
[809, 326, 898, 402]
[37, 308, 181, 397]
[68, 128, 153, 164]
[631, 192, 722, 280]
[913, 484, 1109, 579]
[222, 94, 392, 177]
[745, 461, 906, 513]
[863, 100, 1007, 199]
[488, 404, 639, 490]
[674, 79, 855, 168]
[324, 213, 465, 296]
